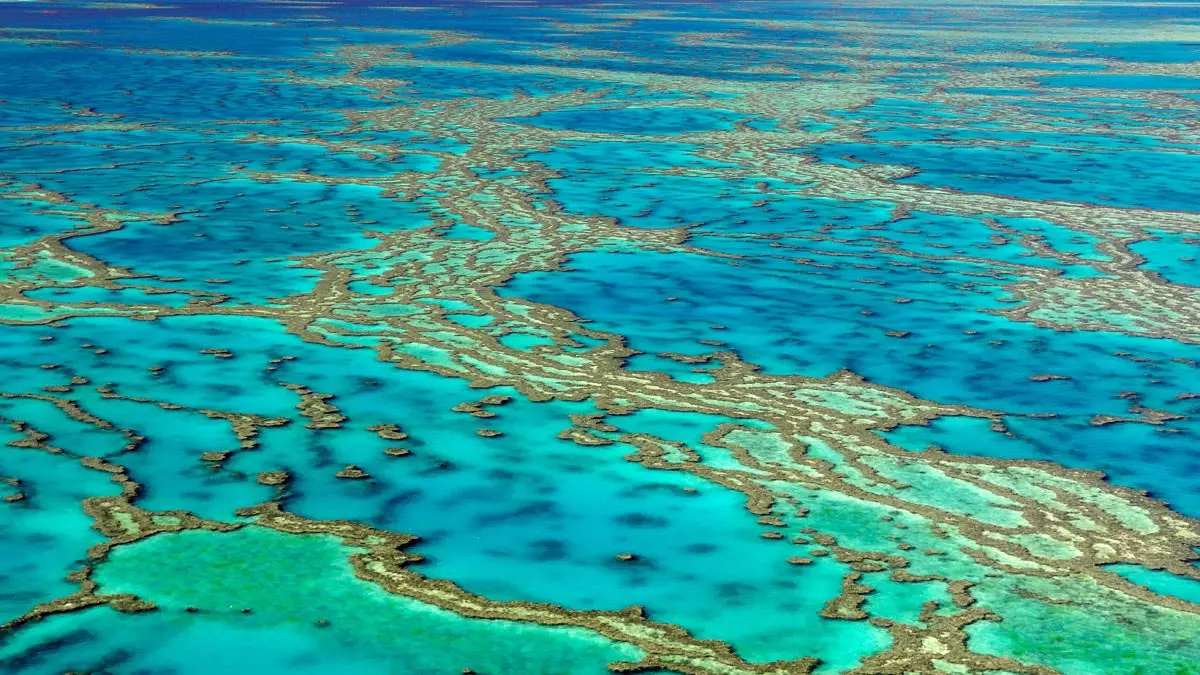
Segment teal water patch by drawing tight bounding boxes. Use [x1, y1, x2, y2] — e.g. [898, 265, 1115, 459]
[504, 246, 1197, 413]
[0, 200, 83, 249]
[0, 447, 120, 620]
[604, 408, 773, 470]
[965, 575, 1200, 675]
[499, 332, 556, 350]
[526, 139, 741, 172]
[236, 141, 441, 176]
[23, 286, 204, 308]
[861, 570, 950, 625]
[507, 105, 757, 135]
[63, 179, 433, 304]
[832, 98, 966, 120]
[0, 395, 132, 458]
[1131, 230, 1200, 286]
[1106, 564, 1200, 606]
[446, 313, 494, 328]
[624, 353, 718, 384]
[0, 251, 94, 285]
[361, 63, 613, 100]
[1041, 74, 1200, 90]
[443, 222, 496, 240]
[880, 414, 1200, 518]
[864, 126, 1197, 152]
[0, 527, 641, 675]
[73, 394, 271, 520]
[529, 139, 810, 230]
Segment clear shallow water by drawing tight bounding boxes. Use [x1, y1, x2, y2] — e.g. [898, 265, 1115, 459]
[1, 1, 1199, 674]
[3, 527, 641, 675]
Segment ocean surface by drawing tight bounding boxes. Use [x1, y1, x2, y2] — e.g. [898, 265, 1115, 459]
[0, 0, 1198, 673]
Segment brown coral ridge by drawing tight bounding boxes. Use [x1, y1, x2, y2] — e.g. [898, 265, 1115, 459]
[367, 423, 409, 440]
[282, 382, 347, 429]
[335, 465, 371, 480]
[818, 572, 873, 621]
[451, 394, 513, 418]
[0, 567, 158, 633]
[257, 470, 290, 486]
[238, 503, 819, 675]
[557, 426, 614, 446]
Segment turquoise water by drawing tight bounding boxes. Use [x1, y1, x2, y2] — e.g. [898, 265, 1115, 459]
[809, 142, 1200, 211]
[506, 106, 757, 135]
[1132, 230, 1200, 286]
[1108, 564, 1200, 605]
[1, 1, 1199, 674]
[4, 527, 641, 674]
